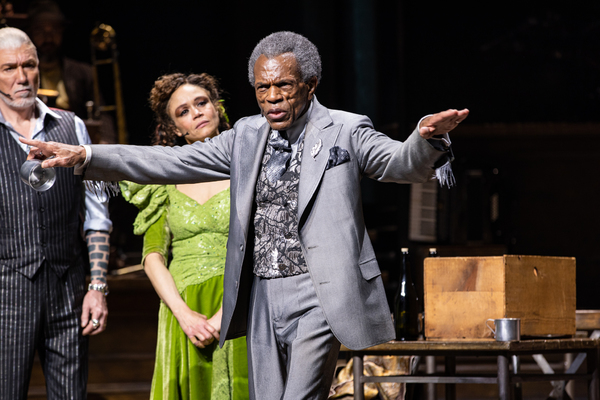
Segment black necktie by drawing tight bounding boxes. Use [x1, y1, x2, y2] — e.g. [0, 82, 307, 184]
[264, 130, 291, 183]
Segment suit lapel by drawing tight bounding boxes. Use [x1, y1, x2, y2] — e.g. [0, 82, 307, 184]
[236, 120, 270, 237]
[298, 98, 341, 220]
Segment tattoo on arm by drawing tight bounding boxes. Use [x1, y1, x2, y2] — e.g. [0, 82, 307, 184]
[86, 230, 110, 284]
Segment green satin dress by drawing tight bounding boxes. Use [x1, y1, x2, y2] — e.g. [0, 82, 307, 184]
[120, 182, 248, 400]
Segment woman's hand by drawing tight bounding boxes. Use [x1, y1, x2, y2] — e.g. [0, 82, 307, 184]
[207, 307, 223, 341]
[176, 307, 219, 348]
[143, 252, 218, 348]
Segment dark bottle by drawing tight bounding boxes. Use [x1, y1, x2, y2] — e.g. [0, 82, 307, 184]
[393, 248, 419, 340]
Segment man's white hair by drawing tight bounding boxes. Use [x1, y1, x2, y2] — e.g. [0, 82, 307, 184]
[248, 31, 321, 86]
[0, 27, 39, 109]
[0, 27, 36, 52]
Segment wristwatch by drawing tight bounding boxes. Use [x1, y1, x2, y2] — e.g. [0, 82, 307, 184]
[88, 283, 109, 296]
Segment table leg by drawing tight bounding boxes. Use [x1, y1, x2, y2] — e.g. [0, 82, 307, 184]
[588, 347, 599, 400]
[512, 355, 522, 400]
[426, 355, 437, 400]
[445, 356, 456, 400]
[565, 353, 574, 399]
[498, 354, 511, 400]
[353, 354, 365, 400]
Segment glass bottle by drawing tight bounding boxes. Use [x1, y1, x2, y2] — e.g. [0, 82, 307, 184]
[394, 248, 419, 340]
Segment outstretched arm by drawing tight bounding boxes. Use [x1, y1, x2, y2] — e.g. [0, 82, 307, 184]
[20, 133, 233, 185]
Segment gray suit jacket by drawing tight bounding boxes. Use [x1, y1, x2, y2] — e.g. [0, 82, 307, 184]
[86, 97, 446, 350]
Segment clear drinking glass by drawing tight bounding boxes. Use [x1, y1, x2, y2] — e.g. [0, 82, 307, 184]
[20, 159, 56, 191]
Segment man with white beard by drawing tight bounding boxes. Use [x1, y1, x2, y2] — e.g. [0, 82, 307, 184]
[0, 27, 112, 400]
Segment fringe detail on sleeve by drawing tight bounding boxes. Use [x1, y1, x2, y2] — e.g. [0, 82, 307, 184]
[84, 180, 121, 198]
[434, 160, 456, 188]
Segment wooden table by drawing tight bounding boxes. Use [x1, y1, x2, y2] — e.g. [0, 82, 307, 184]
[538, 310, 600, 398]
[577, 310, 600, 332]
[341, 338, 600, 400]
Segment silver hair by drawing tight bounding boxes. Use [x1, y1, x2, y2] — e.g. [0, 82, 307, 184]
[248, 31, 321, 86]
[0, 27, 36, 52]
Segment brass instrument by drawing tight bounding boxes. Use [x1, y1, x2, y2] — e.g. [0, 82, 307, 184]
[90, 23, 128, 144]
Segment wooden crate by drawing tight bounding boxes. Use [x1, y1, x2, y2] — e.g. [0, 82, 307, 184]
[423, 255, 576, 340]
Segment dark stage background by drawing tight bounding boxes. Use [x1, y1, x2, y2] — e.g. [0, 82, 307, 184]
[7, 1, 600, 308]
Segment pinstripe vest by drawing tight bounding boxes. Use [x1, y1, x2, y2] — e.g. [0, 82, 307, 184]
[0, 110, 84, 278]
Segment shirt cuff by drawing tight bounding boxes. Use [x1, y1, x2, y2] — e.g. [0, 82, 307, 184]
[74, 144, 92, 175]
[427, 133, 451, 152]
[429, 133, 451, 147]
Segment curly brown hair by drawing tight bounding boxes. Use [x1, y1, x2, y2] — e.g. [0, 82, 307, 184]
[148, 73, 230, 146]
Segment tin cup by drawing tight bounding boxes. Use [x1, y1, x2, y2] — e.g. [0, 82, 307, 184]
[486, 318, 521, 341]
[20, 159, 56, 191]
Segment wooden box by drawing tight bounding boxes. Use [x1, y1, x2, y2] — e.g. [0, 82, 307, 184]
[423, 255, 576, 340]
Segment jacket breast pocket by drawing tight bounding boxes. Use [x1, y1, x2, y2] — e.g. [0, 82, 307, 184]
[358, 258, 381, 281]
[322, 161, 355, 192]
[325, 160, 352, 175]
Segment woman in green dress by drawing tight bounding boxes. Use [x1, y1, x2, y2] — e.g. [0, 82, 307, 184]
[120, 73, 248, 400]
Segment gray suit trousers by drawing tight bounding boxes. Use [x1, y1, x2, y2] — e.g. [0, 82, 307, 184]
[0, 262, 88, 400]
[247, 273, 340, 400]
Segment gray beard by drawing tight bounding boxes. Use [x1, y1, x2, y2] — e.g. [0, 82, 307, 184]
[0, 93, 36, 109]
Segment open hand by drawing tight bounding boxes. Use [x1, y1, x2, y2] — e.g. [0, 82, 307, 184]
[419, 108, 469, 139]
[19, 137, 86, 168]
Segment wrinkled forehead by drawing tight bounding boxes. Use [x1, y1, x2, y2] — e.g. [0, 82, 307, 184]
[0, 44, 38, 65]
[253, 53, 302, 82]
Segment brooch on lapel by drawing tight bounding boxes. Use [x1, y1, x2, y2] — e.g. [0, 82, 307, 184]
[310, 139, 322, 159]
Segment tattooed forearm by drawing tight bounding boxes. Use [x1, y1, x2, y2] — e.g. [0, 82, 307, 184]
[86, 230, 110, 284]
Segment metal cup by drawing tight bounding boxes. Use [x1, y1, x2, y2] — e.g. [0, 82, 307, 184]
[20, 159, 56, 191]
[486, 318, 521, 341]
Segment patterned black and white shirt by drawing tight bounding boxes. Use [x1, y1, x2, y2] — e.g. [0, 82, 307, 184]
[252, 132, 308, 278]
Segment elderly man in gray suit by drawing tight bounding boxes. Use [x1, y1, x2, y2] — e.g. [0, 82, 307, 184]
[24, 31, 468, 400]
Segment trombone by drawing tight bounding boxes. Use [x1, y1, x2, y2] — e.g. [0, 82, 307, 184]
[90, 23, 128, 144]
